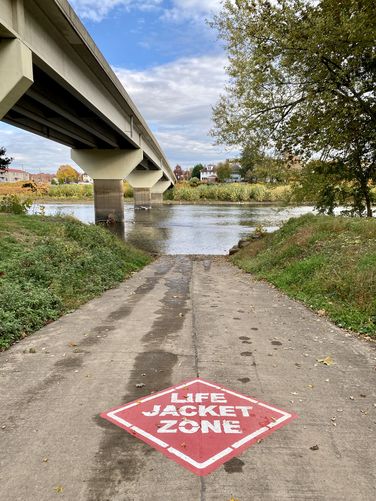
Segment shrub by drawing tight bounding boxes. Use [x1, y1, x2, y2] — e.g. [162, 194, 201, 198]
[123, 181, 133, 198]
[189, 177, 200, 187]
[163, 188, 174, 200]
[48, 184, 93, 198]
[169, 183, 291, 202]
[0, 194, 32, 214]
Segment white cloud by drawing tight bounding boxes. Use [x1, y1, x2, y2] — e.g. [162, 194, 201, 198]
[115, 53, 235, 167]
[70, 0, 162, 22]
[0, 54, 233, 172]
[162, 0, 221, 22]
[70, 0, 220, 22]
[0, 123, 72, 173]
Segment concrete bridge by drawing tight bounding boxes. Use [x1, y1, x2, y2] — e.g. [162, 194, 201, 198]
[0, 0, 175, 230]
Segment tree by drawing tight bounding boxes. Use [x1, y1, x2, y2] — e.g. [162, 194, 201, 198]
[292, 159, 375, 216]
[0, 147, 13, 173]
[56, 164, 79, 184]
[255, 156, 295, 183]
[216, 161, 232, 182]
[211, 0, 376, 216]
[239, 146, 262, 180]
[191, 164, 204, 179]
[174, 164, 184, 180]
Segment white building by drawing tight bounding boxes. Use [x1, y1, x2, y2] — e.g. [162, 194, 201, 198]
[0, 168, 30, 183]
[200, 164, 217, 183]
[79, 172, 93, 184]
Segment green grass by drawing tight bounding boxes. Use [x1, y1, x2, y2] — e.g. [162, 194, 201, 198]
[0, 214, 151, 350]
[166, 183, 291, 202]
[232, 214, 376, 336]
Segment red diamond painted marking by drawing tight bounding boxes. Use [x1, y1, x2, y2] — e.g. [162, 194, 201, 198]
[100, 379, 298, 476]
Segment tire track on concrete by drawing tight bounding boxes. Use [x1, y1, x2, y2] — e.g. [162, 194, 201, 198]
[87, 257, 193, 501]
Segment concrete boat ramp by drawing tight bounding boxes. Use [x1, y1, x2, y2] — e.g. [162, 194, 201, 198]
[0, 256, 375, 500]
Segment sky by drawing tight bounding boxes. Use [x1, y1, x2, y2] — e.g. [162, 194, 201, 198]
[0, 0, 236, 173]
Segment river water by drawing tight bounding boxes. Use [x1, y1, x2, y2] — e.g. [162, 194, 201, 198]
[30, 203, 315, 255]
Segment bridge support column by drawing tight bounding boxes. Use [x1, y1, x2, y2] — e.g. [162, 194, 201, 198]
[0, 38, 33, 119]
[126, 170, 163, 209]
[151, 180, 171, 205]
[71, 149, 143, 236]
[133, 188, 152, 208]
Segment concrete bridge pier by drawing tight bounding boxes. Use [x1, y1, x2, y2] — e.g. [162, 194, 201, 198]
[71, 149, 143, 236]
[0, 38, 33, 119]
[126, 170, 163, 209]
[151, 180, 171, 205]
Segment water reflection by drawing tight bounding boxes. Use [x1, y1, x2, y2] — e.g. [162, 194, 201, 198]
[126, 208, 172, 254]
[30, 203, 315, 255]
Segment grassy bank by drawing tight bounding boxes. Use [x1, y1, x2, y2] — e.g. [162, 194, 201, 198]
[232, 214, 376, 336]
[0, 214, 151, 350]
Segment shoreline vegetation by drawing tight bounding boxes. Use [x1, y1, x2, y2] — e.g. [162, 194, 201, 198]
[232, 214, 376, 337]
[0, 181, 293, 203]
[0, 214, 151, 350]
[1, 181, 375, 207]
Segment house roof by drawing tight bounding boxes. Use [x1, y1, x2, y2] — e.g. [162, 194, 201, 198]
[6, 168, 29, 174]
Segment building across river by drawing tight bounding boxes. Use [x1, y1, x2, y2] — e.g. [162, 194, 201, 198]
[0, 168, 30, 183]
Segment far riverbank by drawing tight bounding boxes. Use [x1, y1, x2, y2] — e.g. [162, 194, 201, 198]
[33, 198, 292, 206]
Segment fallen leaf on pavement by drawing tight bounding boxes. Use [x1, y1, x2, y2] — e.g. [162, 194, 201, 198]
[317, 356, 334, 366]
[54, 485, 63, 494]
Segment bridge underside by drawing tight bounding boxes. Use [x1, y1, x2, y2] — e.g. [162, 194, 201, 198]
[3, 66, 136, 150]
[0, 0, 174, 237]
[2, 64, 168, 231]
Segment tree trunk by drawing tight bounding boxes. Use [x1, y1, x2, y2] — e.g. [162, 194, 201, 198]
[364, 188, 373, 218]
[359, 177, 373, 218]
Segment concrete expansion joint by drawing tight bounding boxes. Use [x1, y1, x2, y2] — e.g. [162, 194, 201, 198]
[189, 262, 207, 501]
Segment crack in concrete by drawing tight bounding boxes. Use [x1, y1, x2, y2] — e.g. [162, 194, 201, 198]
[191, 259, 206, 501]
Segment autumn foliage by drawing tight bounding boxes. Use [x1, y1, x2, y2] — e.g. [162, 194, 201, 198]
[56, 164, 79, 184]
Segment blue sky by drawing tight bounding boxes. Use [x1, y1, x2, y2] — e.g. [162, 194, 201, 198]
[0, 0, 236, 173]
